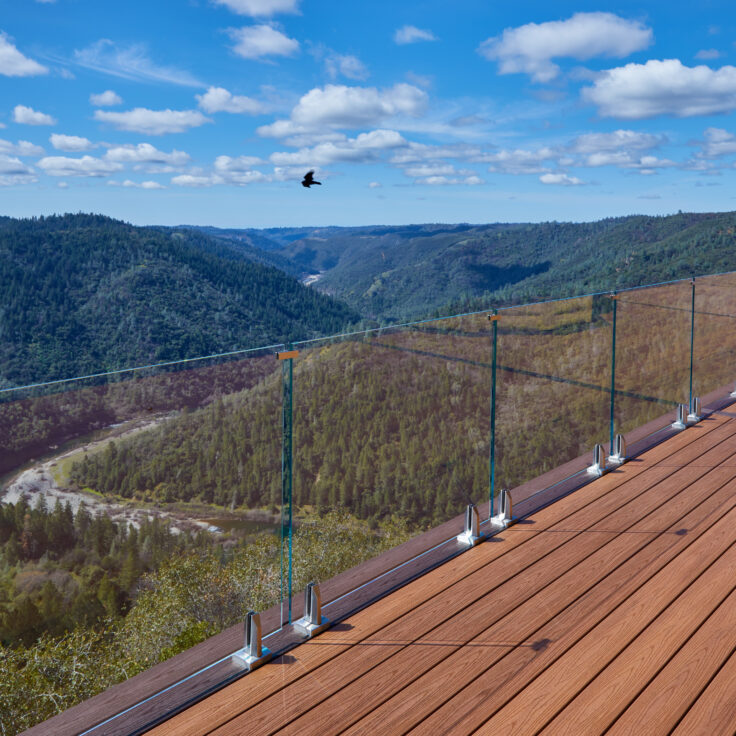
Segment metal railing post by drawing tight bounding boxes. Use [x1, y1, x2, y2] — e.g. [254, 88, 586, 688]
[489, 311, 499, 520]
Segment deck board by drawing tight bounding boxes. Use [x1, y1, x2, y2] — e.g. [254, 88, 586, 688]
[347, 457, 736, 735]
[671, 648, 736, 735]
[146, 411, 736, 736]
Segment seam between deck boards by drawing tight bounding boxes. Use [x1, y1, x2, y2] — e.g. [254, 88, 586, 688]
[148, 421, 732, 736]
[193, 419, 736, 736]
[306, 442, 736, 736]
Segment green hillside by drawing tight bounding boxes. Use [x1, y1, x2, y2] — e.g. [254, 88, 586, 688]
[0, 214, 359, 387]
[220, 213, 736, 320]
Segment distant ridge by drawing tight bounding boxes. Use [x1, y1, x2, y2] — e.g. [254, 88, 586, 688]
[191, 212, 736, 321]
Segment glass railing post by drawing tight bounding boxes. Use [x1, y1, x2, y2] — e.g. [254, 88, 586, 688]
[489, 310, 499, 519]
[689, 277, 695, 412]
[279, 346, 295, 626]
[609, 293, 618, 455]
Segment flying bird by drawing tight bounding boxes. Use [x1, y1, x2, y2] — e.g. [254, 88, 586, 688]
[301, 170, 322, 188]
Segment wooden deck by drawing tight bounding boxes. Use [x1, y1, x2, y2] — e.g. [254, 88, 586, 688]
[147, 410, 736, 736]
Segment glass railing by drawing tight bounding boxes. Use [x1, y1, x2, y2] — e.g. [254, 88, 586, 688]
[3, 271, 736, 734]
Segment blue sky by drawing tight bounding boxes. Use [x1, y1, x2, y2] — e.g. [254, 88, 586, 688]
[2, 0, 736, 227]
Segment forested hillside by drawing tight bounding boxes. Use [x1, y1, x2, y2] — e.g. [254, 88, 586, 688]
[196, 212, 736, 321]
[0, 214, 359, 387]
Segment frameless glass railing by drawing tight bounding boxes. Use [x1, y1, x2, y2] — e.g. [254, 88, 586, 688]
[4, 271, 736, 734]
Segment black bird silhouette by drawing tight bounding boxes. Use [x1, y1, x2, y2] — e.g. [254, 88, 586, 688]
[301, 170, 321, 188]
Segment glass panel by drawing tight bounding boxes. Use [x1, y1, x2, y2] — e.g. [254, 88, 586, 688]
[0, 347, 283, 727]
[494, 295, 613, 499]
[693, 272, 736, 402]
[615, 280, 692, 437]
[289, 313, 492, 602]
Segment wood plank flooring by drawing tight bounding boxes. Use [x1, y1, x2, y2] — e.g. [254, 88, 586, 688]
[147, 411, 736, 736]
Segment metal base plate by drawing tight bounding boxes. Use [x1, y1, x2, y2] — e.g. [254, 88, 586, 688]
[457, 530, 485, 547]
[607, 454, 626, 466]
[587, 464, 605, 477]
[231, 646, 272, 672]
[490, 513, 515, 530]
[293, 616, 330, 639]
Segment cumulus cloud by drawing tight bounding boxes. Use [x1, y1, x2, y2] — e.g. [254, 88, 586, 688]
[171, 174, 223, 187]
[0, 139, 44, 156]
[390, 142, 483, 165]
[90, 90, 122, 106]
[270, 129, 407, 166]
[480, 147, 558, 174]
[570, 129, 664, 154]
[0, 155, 35, 175]
[109, 179, 166, 189]
[695, 49, 722, 60]
[368, 181, 382, 188]
[478, 12, 652, 82]
[413, 175, 483, 186]
[94, 108, 211, 134]
[13, 105, 56, 125]
[0, 32, 48, 76]
[324, 53, 369, 81]
[37, 155, 123, 177]
[196, 86, 266, 114]
[228, 25, 299, 60]
[698, 127, 736, 157]
[105, 143, 191, 166]
[582, 59, 736, 119]
[74, 40, 203, 87]
[212, 0, 300, 16]
[214, 155, 264, 171]
[50, 134, 94, 152]
[258, 83, 427, 137]
[394, 26, 437, 45]
[539, 173, 585, 185]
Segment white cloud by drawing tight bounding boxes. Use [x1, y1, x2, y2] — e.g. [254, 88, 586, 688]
[37, 155, 123, 177]
[57, 181, 68, 188]
[570, 129, 663, 154]
[478, 12, 652, 83]
[90, 90, 122, 106]
[394, 26, 437, 45]
[0, 139, 44, 156]
[324, 53, 369, 81]
[111, 179, 166, 189]
[413, 175, 482, 186]
[539, 173, 585, 185]
[0, 154, 34, 175]
[404, 163, 461, 177]
[212, 0, 300, 16]
[583, 59, 736, 119]
[94, 108, 211, 135]
[50, 134, 94, 152]
[196, 86, 266, 114]
[270, 129, 407, 166]
[391, 142, 483, 165]
[105, 143, 191, 166]
[171, 174, 223, 187]
[695, 49, 722, 60]
[0, 153, 36, 185]
[258, 83, 427, 136]
[228, 25, 299, 60]
[368, 181, 381, 188]
[0, 32, 48, 76]
[214, 154, 264, 171]
[13, 105, 56, 125]
[698, 127, 736, 157]
[74, 40, 203, 87]
[480, 147, 558, 174]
